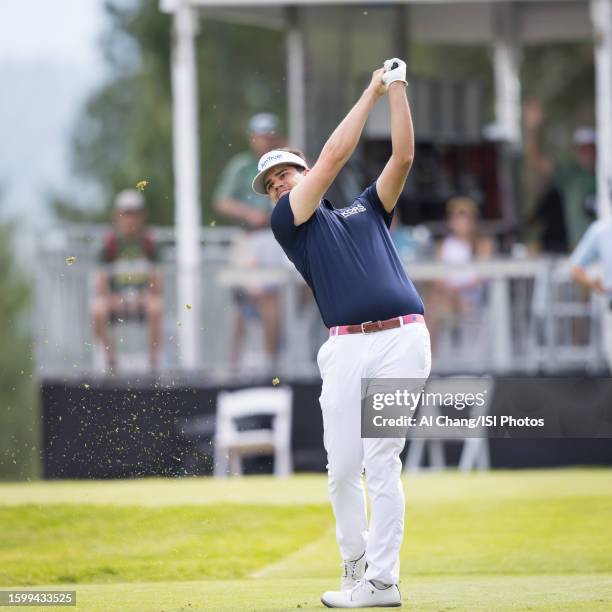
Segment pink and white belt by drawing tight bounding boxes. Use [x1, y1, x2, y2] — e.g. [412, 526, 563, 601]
[329, 314, 425, 336]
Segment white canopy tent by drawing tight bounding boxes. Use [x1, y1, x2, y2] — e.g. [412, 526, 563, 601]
[160, 0, 612, 368]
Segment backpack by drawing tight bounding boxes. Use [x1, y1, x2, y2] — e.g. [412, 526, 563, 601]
[102, 230, 156, 262]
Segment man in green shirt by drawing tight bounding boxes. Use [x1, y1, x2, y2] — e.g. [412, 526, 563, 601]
[214, 113, 281, 229]
[524, 99, 597, 250]
[214, 114, 286, 369]
[552, 145, 597, 249]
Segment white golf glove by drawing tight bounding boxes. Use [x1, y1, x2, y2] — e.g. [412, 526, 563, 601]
[382, 58, 407, 87]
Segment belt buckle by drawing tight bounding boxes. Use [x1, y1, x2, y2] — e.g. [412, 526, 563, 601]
[360, 320, 373, 334]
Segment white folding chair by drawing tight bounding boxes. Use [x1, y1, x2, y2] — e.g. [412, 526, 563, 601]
[404, 376, 494, 472]
[213, 386, 293, 477]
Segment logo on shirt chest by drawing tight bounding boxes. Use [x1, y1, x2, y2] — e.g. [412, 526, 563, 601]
[339, 203, 367, 218]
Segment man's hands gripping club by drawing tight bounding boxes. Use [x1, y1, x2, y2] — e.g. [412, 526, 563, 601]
[367, 58, 407, 98]
[382, 58, 408, 88]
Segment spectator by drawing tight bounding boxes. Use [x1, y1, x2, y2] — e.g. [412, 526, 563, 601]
[528, 183, 568, 254]
[390, 214, 433, 262]
[524, 99, 597, 251]
[90, 189, 162, 372]
[426, 196, 494, 350]
[570, 218, 612, 369]
[214, 113, 287, 370]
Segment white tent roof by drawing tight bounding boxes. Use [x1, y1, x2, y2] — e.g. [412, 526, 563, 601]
[165, 0, 583, 5]
[162, 0, 592, 43]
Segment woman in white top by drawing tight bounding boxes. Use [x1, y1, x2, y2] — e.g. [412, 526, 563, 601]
[428, 196, 494, 350]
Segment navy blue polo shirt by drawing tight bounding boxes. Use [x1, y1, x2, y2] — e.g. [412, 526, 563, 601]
[270, 182, 424, 327]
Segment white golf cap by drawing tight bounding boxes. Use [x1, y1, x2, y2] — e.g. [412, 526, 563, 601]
[573, 127, 596, 146]
[114, 189, 145, 212]
[252, 149, 308, 195]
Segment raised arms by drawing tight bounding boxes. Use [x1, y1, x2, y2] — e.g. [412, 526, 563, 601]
[523, 98, 554, 178]
[288, 69, 386, 225]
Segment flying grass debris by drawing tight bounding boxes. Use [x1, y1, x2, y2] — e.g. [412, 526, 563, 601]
[136, 180, 149, 191]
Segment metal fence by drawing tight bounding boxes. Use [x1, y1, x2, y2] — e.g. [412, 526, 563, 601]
[34, 225, 607, 380]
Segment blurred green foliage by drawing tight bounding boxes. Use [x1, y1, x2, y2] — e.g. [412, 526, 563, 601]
[0, 222, 39, 480]
[410, 41, 594, 139]
[57, 0, 285, 226]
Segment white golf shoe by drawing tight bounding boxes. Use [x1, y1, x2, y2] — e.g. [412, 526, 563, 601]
[321, 579, 402, 608]
[341, 552, 367, 590]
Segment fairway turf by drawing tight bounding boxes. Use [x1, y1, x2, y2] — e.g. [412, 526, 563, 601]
[1, 470, 611, 610]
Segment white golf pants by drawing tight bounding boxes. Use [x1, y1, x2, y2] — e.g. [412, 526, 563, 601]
[317, 321, 431, 585]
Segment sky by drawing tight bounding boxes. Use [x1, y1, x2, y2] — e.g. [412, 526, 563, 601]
[0, 0, 106, 67]
[0, 0, 109, 226]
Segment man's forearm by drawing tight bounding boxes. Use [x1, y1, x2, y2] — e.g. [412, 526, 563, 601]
[388, 83, 414, 166]
[319, 87, 380, 164]
[571, 265, 603, 293]
[150, 271, 163, 295]
[215, 198, 267, 227]
[524, 126, 553, 177]
[95, 271, 111, 297]
[216, 198, 254, 221]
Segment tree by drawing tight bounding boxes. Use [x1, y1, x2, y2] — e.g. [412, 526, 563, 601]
[59, 0, 286, 226]
[0, 220, 39, 480]
[410, 41, 594, 135]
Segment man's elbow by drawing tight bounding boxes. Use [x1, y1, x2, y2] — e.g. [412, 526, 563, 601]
[320, 143, 347, 167]
[392, 153, 413, 172]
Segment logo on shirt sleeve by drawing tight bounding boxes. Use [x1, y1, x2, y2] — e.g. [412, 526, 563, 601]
[339, 203, 367, 218]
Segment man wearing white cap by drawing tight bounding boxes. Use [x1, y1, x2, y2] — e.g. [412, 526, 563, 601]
[253, 60, 431, 608]
[90, 189, 162, 372]
[214, 113, 286, 370]
[215, 113, 283, 229]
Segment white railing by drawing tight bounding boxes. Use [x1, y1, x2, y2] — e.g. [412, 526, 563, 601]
[34, 225, 607, 379]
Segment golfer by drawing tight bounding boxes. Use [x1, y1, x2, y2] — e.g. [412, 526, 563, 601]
[252, 59, 431, 608]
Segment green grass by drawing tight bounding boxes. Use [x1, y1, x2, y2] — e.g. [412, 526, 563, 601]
[1, 470, 611, 610]
[11, 576, 612, 611]
[0, 504, 331, 585]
